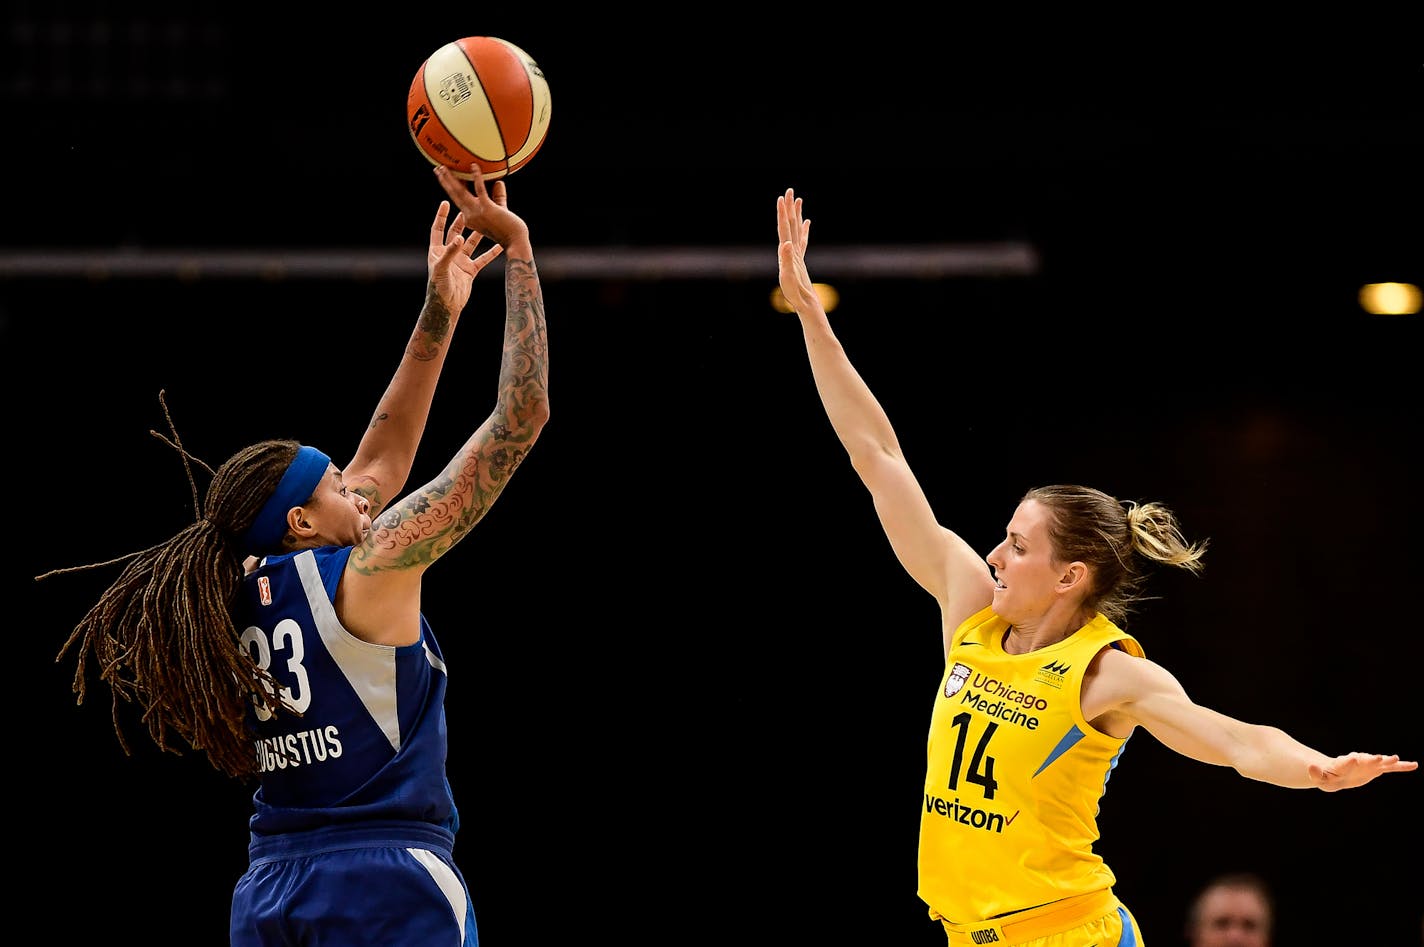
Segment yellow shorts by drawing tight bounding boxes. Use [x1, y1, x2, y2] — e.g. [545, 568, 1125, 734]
[939, 890, 1143, 947]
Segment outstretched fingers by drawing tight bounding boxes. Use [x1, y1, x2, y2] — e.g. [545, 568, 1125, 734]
[430, 200, 452, 247]
[777, 190, 811, 252]
[429, 200, 480, 253]
[434, 233, 468, 266]
[472, 243, 504, 269]
[429, 168, 509, 263]
[433, 165, 477, 214]
[1309, 752, 1418, 791]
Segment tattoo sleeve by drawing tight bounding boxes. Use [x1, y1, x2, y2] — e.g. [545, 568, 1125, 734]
[351, 254, 549, 573]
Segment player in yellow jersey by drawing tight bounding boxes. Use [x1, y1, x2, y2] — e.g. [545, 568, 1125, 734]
[773, 188, 1417, 947]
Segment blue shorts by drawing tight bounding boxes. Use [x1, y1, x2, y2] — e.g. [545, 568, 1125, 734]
[231, 825, 477, 946]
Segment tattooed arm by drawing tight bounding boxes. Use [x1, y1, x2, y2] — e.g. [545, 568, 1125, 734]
[342, 193, 506, 519]
[337, 166, 550, 646]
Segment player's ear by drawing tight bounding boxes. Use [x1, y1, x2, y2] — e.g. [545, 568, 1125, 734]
[286, 506, 316, 542]
[1057, 562, 1087, 593]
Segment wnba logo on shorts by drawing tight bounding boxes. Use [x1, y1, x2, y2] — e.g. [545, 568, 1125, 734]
[971, 929, 1001, 943]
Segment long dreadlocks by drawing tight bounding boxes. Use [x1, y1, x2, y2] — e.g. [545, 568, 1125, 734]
[37, 392, 304, 781]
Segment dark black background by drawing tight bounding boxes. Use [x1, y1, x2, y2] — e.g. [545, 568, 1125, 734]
[6, 8, 1422, 945]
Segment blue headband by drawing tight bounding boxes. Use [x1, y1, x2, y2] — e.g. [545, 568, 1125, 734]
[240, 445, 332, 555]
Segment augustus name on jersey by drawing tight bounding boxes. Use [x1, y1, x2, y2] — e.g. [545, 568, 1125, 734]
[236, 547, 458, 839]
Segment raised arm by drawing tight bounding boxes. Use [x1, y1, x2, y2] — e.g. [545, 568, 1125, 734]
[777, 189, 993, 642]
[337, 167, 549, 646]
[416, 164, 550, 545]
[1086, 648, 1418, 789]
[343, 197, 507, 519]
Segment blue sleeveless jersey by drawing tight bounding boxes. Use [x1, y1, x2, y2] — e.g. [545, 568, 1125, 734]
[235, 547, 458, 844]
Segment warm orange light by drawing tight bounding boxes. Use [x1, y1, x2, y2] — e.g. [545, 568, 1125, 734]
[771, 283, 840, 314]
[1358, 282, 1422, 315]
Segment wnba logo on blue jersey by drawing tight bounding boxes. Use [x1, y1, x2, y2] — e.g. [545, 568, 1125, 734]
[945, 663, 972, 698]
[258, 576, 272, 606]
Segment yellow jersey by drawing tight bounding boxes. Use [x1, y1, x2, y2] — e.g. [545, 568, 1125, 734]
[918, 606, 1144, 923]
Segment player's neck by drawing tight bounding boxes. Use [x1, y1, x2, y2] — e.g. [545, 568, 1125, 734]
[1003, 610, 1091, 654]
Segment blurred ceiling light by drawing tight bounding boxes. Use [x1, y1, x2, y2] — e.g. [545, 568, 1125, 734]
[1358, 282, 1422, 315]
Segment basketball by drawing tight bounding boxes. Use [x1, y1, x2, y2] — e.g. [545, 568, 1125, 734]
[406, 36, 551, 181]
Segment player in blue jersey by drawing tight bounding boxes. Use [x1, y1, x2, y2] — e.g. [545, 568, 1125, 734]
[42, 164, 547, 946]
[773, 186, 1416, 947]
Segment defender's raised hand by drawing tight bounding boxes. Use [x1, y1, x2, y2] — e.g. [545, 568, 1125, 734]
[777, 188, 820, 316]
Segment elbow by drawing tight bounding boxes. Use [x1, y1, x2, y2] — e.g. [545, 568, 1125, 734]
[845, 436, 898, 477]
[529, 396, 551, 436]
[492, 392, 549, 447]
[516, 388, 551, 440]
[529, 378, 550, 429]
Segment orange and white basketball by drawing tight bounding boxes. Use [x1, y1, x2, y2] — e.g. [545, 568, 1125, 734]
[406, 36, 551, 180]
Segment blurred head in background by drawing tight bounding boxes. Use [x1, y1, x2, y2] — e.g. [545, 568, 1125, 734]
[1185, 872, 1273, 947]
